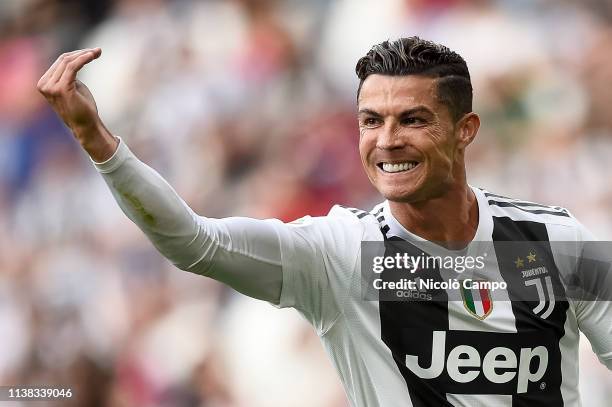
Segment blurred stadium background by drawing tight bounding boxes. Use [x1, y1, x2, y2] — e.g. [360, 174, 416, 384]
[1, 0, 611, 405]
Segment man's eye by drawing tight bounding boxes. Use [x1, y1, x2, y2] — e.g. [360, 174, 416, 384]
[401, 117, 424, 125]
[363, 118, 380, 126]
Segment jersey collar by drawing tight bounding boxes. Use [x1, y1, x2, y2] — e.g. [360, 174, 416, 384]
[381, 185, 493, 253]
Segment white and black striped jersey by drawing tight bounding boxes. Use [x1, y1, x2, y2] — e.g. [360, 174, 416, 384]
[272, 187, 611, 407]
[96, 139, 612, 407]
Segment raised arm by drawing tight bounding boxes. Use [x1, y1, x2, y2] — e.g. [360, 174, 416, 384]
[37, 49, 284, 303]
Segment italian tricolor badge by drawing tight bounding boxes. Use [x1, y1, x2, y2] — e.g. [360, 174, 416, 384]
[461, 281, 493, 320]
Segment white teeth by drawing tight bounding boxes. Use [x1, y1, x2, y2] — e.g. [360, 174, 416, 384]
[381, 162, 418, 173]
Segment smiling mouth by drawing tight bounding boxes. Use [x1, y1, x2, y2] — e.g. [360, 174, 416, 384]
[377, 161, 420, 173]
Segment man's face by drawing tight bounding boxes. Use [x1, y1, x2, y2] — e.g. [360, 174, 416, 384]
[358, 74, 463, 203]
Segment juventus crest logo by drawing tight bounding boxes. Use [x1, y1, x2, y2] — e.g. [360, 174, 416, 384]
[524, 276, 556, 319]
[516, 251, 555, 320]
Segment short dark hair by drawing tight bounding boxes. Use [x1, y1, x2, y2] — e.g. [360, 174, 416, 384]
[356, 37, 472, 122]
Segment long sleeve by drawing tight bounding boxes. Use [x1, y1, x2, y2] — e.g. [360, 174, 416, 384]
[560, 222, 612, 371]
[574, 238, 612, 370]
[93, 138, 284, 303]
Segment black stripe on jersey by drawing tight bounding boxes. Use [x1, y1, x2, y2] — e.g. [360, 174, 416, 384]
[488, 200, 570, 217]
[339, 205, 369, 219]
[484, 191, 553, 207]
[492, 217, 569, 407]
[484, 192, 568, 213]
[378, 226, 454, 406]
[489, 199, 564, 211]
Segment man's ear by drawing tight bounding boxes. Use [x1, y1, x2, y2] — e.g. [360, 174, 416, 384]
[455, 112, 480, 149]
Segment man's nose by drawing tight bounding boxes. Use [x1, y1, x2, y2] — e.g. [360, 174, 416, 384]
[376, 122, 404, 150]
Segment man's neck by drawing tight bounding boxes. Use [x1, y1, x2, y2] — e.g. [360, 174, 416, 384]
[388, 183, 479, 249]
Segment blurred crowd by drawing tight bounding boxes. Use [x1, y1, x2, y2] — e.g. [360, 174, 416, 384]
[1, 0, 611, 406]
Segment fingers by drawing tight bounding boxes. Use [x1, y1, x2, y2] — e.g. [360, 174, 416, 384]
[50, 48, 101, 85]
[57, 49, 101, 87]
[47, 50, 89, 84]
[37, 48, 101, 96]
[38, 49, 82, 85]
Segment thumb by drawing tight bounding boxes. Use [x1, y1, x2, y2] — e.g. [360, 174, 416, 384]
[75, 80, 98, 113]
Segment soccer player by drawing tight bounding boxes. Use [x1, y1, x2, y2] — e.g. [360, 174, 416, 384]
[37, 37, 611, 406]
